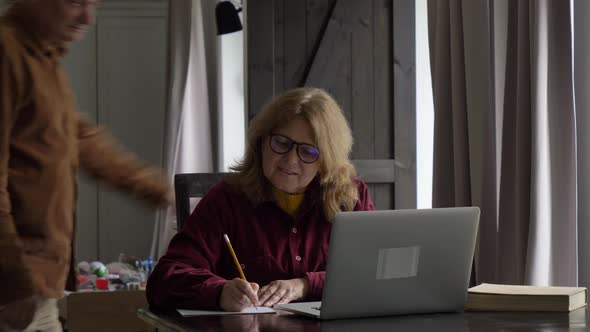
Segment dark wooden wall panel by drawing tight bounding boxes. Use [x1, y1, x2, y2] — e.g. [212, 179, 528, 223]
[304, 0, 354, 127]
[393, 0, 416, 209]
[274, 0, 284, 93]
[283, 0, 306, 89]
[247, 0, 415, 210]
[247, 0, 275, 119]
[374, 0, 395, 208]
[306, 0, 335, 61]
[349, 1, 376, 199]
[273, 0, 336, 92]
[350, 0, 374, 160]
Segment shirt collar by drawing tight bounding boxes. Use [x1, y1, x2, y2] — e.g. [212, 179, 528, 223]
[257, 177, 322, 212]
[2, 12, 67, 60]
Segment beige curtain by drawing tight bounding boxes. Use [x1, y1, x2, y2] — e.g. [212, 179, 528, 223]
[428, 0, 577, 286]
[575, 0, 590, 289]
[151, 0, 218, 259]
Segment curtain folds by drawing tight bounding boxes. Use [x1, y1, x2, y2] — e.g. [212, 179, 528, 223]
[151, 0, 217, 259]
[428, 0, 577, 286]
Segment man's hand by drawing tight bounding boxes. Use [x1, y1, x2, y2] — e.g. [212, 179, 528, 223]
[220, 278, 259, 312]
[257, 277, 309, 307]
[0, 297, 36, 330]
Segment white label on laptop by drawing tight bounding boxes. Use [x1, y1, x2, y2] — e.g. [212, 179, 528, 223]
[376, 246, 420, 279]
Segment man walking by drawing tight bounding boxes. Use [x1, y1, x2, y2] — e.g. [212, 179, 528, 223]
[0, 1, 172, 330]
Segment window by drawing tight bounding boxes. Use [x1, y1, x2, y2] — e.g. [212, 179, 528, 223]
[416, 0, 434, 209]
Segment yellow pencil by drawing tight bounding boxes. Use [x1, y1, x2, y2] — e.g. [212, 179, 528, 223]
[224, 234, 247, 279]
[223, 234, 257, 308]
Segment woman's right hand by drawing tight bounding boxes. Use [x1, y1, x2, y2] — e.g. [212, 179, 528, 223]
[220, 278, 260, 312]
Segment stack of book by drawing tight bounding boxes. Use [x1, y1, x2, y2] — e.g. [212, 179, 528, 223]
[465, 283, 588, 312]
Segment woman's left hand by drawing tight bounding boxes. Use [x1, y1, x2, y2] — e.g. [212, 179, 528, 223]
[257, 278, 309, 307]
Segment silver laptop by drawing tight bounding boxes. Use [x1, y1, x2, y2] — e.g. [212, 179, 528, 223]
[275, 207, 480, 320]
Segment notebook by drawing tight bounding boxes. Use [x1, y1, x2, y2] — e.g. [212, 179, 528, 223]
[274, 207, 480, 320]
[465, 283, 588, 312]
[177, 307, 275, 317]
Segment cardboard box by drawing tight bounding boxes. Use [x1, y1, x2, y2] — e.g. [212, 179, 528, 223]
[58, 290, 149, 332]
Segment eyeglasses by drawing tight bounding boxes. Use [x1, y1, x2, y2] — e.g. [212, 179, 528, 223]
[269, 134, 320, 164]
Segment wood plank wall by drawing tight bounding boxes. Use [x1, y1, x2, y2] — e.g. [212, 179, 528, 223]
[246, 0, 415, 209]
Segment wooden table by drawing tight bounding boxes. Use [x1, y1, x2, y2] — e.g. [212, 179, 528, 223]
[137, 306, 589, 331]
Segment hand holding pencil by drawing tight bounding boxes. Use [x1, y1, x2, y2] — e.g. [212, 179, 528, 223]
[219, 234, 260, 312]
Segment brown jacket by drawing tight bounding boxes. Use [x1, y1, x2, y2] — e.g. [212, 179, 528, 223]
[0, 15, 170, 306]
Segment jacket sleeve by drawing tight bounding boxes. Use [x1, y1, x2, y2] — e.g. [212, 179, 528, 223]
[146, 188, 228, 310]
[0, 42, 34, 306]
[304, 179, 376, 301]
[77, 114, 170, 208]
[304, 271, 325, 301]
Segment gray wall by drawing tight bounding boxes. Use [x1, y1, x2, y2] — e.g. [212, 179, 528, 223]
[63, 1, 168, 263]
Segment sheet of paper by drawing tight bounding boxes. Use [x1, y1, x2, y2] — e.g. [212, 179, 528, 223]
[177, 307, 276, 317]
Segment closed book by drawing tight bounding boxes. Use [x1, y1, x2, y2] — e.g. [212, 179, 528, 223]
[465, 283, 588, 312]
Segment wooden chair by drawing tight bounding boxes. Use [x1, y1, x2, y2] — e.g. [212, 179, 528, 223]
[174, 160, 395, 230]
[174, 173, 229, 230]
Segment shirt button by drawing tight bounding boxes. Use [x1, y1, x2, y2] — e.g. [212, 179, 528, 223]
[295, 255, 302, 262]
[292, 227, 298, 234]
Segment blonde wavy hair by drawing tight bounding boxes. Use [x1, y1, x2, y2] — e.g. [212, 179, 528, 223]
[228, 87, 358, 221]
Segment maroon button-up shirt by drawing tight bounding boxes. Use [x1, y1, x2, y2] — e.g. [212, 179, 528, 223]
[147, 179, 375, 310]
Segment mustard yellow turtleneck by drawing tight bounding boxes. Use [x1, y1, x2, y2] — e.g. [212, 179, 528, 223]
[272, 187, 305, 217]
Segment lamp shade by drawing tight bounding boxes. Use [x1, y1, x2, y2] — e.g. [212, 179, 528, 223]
[216, 1, 242, 35]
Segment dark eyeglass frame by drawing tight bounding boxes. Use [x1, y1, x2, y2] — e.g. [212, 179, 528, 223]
[269, 134, 320, 164]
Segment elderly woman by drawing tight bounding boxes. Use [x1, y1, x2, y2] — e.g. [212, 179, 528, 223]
[147, 87, 375, 311]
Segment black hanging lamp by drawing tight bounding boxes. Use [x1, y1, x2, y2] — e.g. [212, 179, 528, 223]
[216, 1, 243, 35]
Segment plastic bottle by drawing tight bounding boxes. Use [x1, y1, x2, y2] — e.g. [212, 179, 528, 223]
[147, 256, 153, 276]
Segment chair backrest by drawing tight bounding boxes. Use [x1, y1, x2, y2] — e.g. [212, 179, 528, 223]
[174, 173, 229, 230]
[174, 161, 395, 230]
